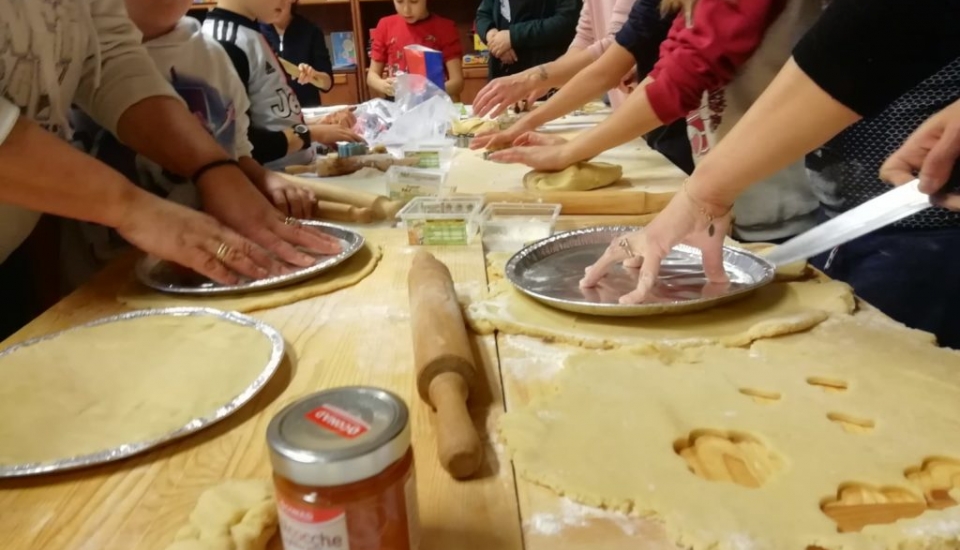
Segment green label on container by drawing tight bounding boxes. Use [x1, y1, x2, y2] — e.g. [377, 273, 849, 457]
[404, 151, 441, 169]
[420, 220, 468, 245]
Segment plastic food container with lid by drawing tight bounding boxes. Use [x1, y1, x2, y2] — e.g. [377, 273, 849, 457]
[267, 387, 420, 550]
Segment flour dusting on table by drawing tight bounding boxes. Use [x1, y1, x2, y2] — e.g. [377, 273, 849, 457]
[525, 498, 640, 537]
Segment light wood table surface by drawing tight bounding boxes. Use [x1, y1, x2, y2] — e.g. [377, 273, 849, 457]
[0, 113, 690, 549]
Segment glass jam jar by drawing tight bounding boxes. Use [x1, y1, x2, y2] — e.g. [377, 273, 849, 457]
[267, 387, 420, 550]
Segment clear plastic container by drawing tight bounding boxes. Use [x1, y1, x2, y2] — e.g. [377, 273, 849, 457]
[396, 196, 484, 246]
[400, 141, 455, 171]
[386, 166, 449, 201]
[480, 202, 561, 251]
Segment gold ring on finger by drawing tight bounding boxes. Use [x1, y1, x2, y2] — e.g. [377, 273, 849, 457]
[215, 242, 231, 263]
[618, 237, 635, 258]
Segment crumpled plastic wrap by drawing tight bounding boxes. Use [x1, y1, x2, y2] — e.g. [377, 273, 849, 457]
[353, 74, 457, 147]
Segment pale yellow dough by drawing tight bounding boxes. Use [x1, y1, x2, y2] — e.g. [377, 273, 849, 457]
[165, 480, 278, 550]
[500, 317, 960, 550]
[0, 315, 275, 466]
[523, 162, 623, 192]
[466, 276, 854, 350]
[452, 118, 498, 136]
[118, 243, 382, 313]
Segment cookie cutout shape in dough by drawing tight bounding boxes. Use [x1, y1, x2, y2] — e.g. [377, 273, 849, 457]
[118, 242, 382, 313]
[500, 317, 960, 550]
[452, 118, 498, 136]
[165, 479, 277, 550]
[466, 277, 854, 350]
[0, 314, 275, 466]
[523, 162, 623, 192]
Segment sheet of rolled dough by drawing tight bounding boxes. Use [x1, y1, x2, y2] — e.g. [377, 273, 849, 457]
[523, 162, 623, 192]
[166, 479, 278, 550]
[0, 315, 275, 466]
[118, 242, 382, 313]
[500, 316, 960, 550]
[466, 276, 854, 350]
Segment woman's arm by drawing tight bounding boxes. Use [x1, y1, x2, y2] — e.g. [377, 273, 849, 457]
[472, 44, 636, 150]
[445, 59, 465, 102]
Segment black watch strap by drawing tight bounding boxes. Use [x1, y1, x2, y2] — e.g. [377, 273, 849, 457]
[294, 124, 311, 151]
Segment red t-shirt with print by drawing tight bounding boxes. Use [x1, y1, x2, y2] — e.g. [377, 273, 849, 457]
[370, 14, 463, 78]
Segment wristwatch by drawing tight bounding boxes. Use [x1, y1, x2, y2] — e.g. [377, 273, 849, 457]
[293, 124, 311, 151]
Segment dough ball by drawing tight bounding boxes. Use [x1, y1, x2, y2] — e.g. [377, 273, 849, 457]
[165, 480, 277, 550]
[523, 162, 623, 191]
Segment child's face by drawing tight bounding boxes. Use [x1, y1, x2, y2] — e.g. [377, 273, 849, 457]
[393, 0, 428, 24]
[252, 0, 292, 24]
[125, 0, 193, 39]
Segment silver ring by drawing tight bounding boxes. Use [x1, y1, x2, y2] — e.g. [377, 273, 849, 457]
[284, 216, 299, 226]
[618, 237, 635, 258]
[215, 242, 231, 263]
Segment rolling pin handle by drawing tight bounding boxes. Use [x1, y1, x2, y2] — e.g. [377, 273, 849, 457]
[428, 371, 483, 480]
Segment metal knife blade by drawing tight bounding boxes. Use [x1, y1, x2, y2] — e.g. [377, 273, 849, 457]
[764, 179, 931, 267]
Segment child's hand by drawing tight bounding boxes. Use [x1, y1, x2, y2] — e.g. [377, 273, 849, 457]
[380, 77, 396, 97]
[501, 49, 518, 65]
[257, 171, 317, 220]
[297, 63, 319, 85]
[309, 123, 365, 146]
[319, 108, 357, 129]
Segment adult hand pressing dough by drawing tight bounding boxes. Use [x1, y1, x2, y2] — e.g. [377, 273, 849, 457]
[500, 316, 960, 550]
[118, 242, 382, 313]
[523, 162, 623, 191]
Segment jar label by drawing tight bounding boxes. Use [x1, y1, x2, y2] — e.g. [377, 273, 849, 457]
[305, 404, 370, 439]
[277, 497, 351, 550]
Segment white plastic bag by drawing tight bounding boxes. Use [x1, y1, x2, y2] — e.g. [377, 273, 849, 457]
[353, 74, 457, 147]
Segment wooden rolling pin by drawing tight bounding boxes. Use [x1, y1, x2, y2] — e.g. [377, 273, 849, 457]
[480, 190, 675, 216]
[408, 251, 483, 479]
[315, 200, 374, 224]
[280, 173, 405, 220]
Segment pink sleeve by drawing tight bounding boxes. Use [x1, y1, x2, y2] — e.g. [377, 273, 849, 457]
[585, 0, 634, 59]
[568, 1, 595, 51]
[645, 0, 787, 124]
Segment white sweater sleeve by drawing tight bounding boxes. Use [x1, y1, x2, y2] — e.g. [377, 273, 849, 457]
[73, 0, 181, 135]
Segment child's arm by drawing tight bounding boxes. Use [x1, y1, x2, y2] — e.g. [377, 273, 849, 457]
[239, 156, 316, 219]
[366, 60, 395, 97]
[445, 59, 464, 102]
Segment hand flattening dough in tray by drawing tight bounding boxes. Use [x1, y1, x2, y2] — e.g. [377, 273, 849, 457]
[466, 254, 855, 349]
[500, 317, 960, 550]
[118, 241, 382, 313]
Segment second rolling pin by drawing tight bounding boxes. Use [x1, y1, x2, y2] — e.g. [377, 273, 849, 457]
[408, 251, 483, 479]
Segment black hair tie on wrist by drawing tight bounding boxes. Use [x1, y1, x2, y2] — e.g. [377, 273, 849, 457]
[191, 159, 239, 183]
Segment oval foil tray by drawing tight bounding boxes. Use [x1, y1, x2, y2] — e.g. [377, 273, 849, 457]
[136, 221, 364, 295]
[505, 226, 775, 317]
[0, 307, 284, 478]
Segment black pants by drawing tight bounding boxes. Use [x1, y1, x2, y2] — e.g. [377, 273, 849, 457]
[644, 119, 695, 175]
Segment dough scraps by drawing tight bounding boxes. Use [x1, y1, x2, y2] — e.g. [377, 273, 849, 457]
[0, 314, 275, 466]
[499, 316, 960, 550]
[165, 479, 278, 550]
[523, 162, 623, 192]
[118, 242, 382, 313]
[452, 118, 498, 136]
[466, 276, 854, 350]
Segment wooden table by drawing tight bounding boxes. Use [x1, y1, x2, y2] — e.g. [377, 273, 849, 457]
[0, 116, 691, 549]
